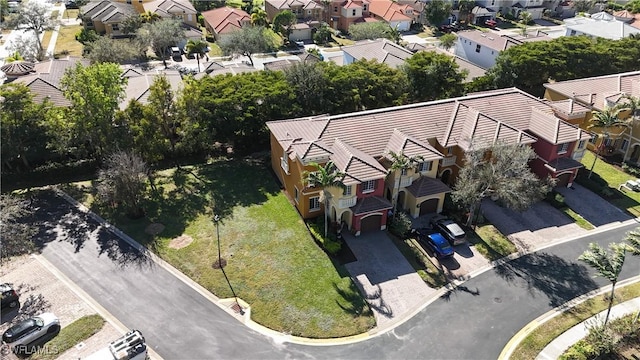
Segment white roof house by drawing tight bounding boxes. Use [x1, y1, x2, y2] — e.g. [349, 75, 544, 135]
[565, 11, 640, 40]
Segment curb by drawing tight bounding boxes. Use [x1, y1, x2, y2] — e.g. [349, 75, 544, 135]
[32, 254, 164, 360]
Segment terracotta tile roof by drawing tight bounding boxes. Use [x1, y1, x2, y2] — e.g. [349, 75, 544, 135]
[201, 7, 250, 35]
[384, 128, 444, 161]
[331, 138, 388, 184]
[350, 196, 392, 215]
[547, 99, 591, 115]
[143, 0, 196, 16]
[528, 107, 591, 144]
[267, 0, 323, 10]
[543, 71, 640, 110]
[545, 157, 584, 172]
[368, 0, 412, 22]
[343, 0, 366, 9]
[80, 1, 137, 23]
[405, 176, 452, 198]
[342, 39, 414, 68]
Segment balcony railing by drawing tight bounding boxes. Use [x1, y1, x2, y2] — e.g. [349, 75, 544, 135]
[338, 196, 357, 209]
[441, 155, 457, 167]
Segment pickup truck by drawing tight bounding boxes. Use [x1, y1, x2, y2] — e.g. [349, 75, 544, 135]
[84, 330, 148, 360]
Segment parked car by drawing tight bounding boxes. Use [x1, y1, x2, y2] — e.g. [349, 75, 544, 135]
[430, 216, 467, 246]
[0, 283, 20, 310]
[413, 228, 454, 258]
[64, 1, 79, 9]
[485, 19, 498, 28]
[2, 313, 60, 347]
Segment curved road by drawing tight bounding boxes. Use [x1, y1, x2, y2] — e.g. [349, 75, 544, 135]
[32, 192, 640, 359]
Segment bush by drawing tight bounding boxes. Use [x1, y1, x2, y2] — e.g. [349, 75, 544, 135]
[622, 162, 640, 177]
[75, 28, 98, 44]
[308, 217, 342, 255]
[389, 211, 412, 238]
[560, 339, 596, 360]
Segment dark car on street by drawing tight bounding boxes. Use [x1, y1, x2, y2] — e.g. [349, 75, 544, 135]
[430, 215, 467, 246]
[414, 228, 454, 259]
[1, 283, 19, 311]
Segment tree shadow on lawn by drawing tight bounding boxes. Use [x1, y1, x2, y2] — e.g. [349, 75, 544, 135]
[333, 281, 374, 318]
[494, 251, 599, 308]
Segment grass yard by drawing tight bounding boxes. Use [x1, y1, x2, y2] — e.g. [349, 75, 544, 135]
[471, 224, 518, 261]
[391, 234, 448, 288]
[69, 159, 374, 338]
[331, 35, 355, 46]
[41, 30, 54, 53]
[31, 315, 104, 360]
[579, 151, 640, 216]
[62, 9, 79, 20]
[416, 28, 435, 38]
[562, 208, 594, 230]
[510, 282, 640, 360]
[54, 25, 84, 57]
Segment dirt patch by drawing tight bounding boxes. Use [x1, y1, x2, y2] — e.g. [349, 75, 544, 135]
[168, 235, 193, 249]
[145, 223, 165, 235]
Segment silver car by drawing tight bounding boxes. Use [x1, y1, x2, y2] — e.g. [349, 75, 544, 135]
[2, 312, 60, 347]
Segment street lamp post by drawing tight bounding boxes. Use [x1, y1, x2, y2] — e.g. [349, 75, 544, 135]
[213, 214, 244, 314]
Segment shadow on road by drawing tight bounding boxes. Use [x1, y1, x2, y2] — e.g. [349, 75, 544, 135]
[494, 251, 598, 308]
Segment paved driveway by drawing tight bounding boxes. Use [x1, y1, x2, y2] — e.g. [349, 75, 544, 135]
[342, 232, 435, 329]
[555, 183, 632, 227]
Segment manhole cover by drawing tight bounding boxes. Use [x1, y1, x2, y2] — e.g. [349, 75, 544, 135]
[494, 297, 502, 303]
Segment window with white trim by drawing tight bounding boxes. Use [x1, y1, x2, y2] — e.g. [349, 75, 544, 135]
[362, 180, 375, 193]
[280, 151, 289, 173]
[557, 143, 569, 154]
[578, 140, 586, 149]
[343, 185, 352, 196]
[309, 196, 320, 211]
[294, 187, 299, 203]
[622, 139, 629, 150]
[418, 161, 433, 172]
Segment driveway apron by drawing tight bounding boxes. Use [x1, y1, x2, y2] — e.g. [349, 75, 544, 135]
[555, 183, 632, 226]
[342, 232, 435, 328]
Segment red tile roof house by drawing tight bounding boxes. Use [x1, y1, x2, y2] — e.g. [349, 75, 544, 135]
[544, 71, 640, 164]
[201, 7, 251, 40]
[368, 0, 415, 31]
[267, 88, 592, 235]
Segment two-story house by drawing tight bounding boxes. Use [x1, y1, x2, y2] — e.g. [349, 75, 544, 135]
[342, 39, 414, 68]
[475, 0, 546, 20]
[201, 7, 251, 40]
[564, 12, 640, 40]
[544, 71, 640, 163]
[268, 88, 592, 235]
[455, 29, 551, 69]
[368, 0, 414, 31]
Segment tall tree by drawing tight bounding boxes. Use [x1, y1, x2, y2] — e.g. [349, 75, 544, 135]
[313, 23, 332, 45]
[283, 61, 327, 116]
[120, 14, 144, 35]
[579, 242, 626, 326]
[185, 39, 208, 72]
[620, 95, 640, 121]
[9, 1, 58, 60]
[587, 106, 629, 178]
[0, 194, 36, 262]
[272, 10, 296, 41]
[403, 51, 466, 102]
[145, 75, 181, 157]
[624, 227, 640, 322]
[348, 22, 396, 41]
[251, 8, 269, 27]
[386, 151, 424, 220]
[60, 62, 128, 158]
[451, 141, 552, 226]
[86, 37, 139, 64]
[457, 0, 474, 24]
[218, 26, 277, 67]
[137, 18, 185, 67]
[0, 83, 52, 171]
[424, 0, 452, 26]
[519, 11, 532, 35]
[96, 150, 149, 218]
[303, 161, 346, 238]
[438, 33, 457, 51]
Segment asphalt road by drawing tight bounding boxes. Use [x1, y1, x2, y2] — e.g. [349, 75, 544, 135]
[31, 191, 640, 359]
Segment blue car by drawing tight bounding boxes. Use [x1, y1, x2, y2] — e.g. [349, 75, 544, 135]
[416, 230, 454, 258]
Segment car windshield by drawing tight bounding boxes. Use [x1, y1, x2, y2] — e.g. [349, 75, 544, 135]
[9, 319, 37, 335]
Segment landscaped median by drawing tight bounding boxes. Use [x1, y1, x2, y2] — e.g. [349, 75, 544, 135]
[67, 158, 375, 338]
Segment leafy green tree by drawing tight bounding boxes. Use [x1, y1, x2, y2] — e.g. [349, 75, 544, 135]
[75, 28, 99, 44]
[218, 26, 277, 67]
[620, 95, 640, 121]
[519, 11, 532, 25]
[60, 62, 128, 158]
[303, 161, 346, 238]
[626, 0, 640, 13]
[625, 227, 640, 322]
[313, 23, 332, 45]
[386, 151, 424, 220]
[136, 18, 185, 67]
[145, 75, 181, 157]
[587, 106, 629, 178]
[457, 0, 474, 24]
[9, 1, 58, 60]
[174, 77, 215, 154]
[251, 8, 269, 27]
[283, 61, 327, 116]
[348, 22, 396, 41]
[579, 242, 627, 325]
[140, 10, 161, 24]
[272, 10, 296, 40]
[185, 39, 208, 72]
[451, 141, 552, 226]
[0, 0, 8, 23]
[321, 60, 408, 113]
[0, 83, 52, 171]
[120, 14, 144, 35]
[96, 150, 148, 218]
[424, 0, 452, 26]
[0, 194, 36, 262]
[86, 37, 139, 64]
[439, 33, 456, 51]
[403, 51, 466, 102]
[573, 0, 595, 13]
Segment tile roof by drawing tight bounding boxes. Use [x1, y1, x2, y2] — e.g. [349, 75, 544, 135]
[546, 99, 591, 115]
[201, 7, 250, 36]
[331, 138, 388, 184]
[80, 1, 136, 23]
[143, 0, 196, 16]
[14, 57, 89, 107]
[545, 157, 584, 172]
[120, 69, 183, 110]
[342, 39, 414, 68]
[384, 128, 443, 161]
[350, 196, 393, 215]
[268, 88, 590, 167]
[267, 0, 323, 10]
[457, 30, 551, 52]
[543, 71, 640, 111]
[528, 107, 591, 144]
[417, 45, 486, 82]
[405, 176, 452, 198]
[368, 0, 412, 23]
[263, 58, 300, 71]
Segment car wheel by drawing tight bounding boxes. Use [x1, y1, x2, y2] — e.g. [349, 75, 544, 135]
[47, 324, 61, 334]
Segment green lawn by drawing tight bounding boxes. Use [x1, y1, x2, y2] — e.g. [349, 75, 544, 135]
[54, 25, 84, 57]
[392, 234, 448, 288]
[69, 159, 374, 338]
[579, 151, 640, 216]
[510, 283, 640, 360]
[471, 224, 518, 261]
[562, 208, 594, 230]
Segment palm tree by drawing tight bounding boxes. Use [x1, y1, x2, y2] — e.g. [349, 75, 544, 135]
[303, 161, 346, 238]
[387, 151, 424, 221]
[251, 8, 269, 27]
[457, 0, 475, 25]
[624, 228, 640, 321]
[578, 242, 627, 326]
[519, 11, 532, 36]
[620, 95, 640, 121]
[587, 106, 629, 178]
[185, 39, 208, 72]
[141, 11, 161, 24]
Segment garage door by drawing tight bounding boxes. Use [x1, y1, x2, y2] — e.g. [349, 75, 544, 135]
[419, 199, 439, 216]
[360, 215, 382, 233]
[555, 173, 572, 188]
